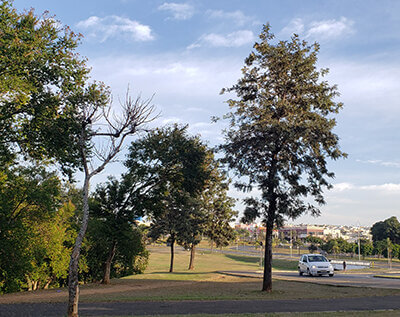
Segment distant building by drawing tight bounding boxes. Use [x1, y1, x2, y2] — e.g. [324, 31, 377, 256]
[235, 223, 372, 242]
[279, 225, 324, 239]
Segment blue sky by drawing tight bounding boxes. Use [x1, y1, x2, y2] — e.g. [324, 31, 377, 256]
[14, 0, 400, 226]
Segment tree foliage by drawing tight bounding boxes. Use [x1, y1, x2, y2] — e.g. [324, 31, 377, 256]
[218, 24, 346, 291]
[202, 164, 237, 250]
[371, 216, 400, 244]
[0, 1, 88, 169]
[0, 165, 65, 293]
[86, 177, 149, 284]
[126, 125, 212, 272]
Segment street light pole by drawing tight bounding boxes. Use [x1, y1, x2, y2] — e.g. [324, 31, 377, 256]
[358, 224, 361, 261]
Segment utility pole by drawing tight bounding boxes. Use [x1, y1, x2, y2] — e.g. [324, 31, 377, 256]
[358, 224, 361, 261]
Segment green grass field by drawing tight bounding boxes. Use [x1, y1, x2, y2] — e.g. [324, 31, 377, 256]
[2, 244, 400, 316]
[75, 245, 400, 303]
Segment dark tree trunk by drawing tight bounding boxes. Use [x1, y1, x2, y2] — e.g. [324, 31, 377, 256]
[262, 155, 277, 293]
[169, 237, 175, 273]
[188, 244, 195, 270]
[262, 219, 274, 292]
[68, 174, 90, 317]
[102, 240, 117, 284]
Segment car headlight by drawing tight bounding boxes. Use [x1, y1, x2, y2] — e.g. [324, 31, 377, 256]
[311, 265, 316, 269]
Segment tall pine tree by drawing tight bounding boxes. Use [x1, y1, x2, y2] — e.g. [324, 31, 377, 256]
[219, 24, 346, 292]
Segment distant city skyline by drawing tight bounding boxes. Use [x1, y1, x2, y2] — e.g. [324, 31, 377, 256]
[14, 0, 400, 226]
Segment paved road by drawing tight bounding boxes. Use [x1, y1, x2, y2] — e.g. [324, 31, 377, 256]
[1, 296, 400, 316]
[222, 270, 400, 289]
[272, 271, 400, 289]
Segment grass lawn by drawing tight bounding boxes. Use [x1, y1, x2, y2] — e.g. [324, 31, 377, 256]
[1, 245, 400, 305]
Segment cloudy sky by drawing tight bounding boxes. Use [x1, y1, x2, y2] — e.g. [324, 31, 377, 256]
[14, 0, 400, 226]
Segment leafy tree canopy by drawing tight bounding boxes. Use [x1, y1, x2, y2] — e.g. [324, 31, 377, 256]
[371, 216, 400, 244]
[0, 165, 62, 293]
[126, 125, 212, 272]
[0, 1, 89, 169]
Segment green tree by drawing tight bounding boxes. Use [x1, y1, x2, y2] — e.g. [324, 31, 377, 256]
[199, 160, 237, 264]
[0, 4, 156, 314]
[371, 217, 400, 244]
[292, 239, 303, 255]
[392, 244, 400, 260]
[305, 236, 324, 245]
[374, 240, 386, 258]
[126, 125, 211, 273]
[180, 161, 237, 271]
[0, 1, 88, 170]
[0, 166, 61, 293]
[308, 244, 318, 253]
[25, 201, 76, 290]
[218, 24, 346, 292]
[359, 239, 373, 257]
[87, 176, 149, 284]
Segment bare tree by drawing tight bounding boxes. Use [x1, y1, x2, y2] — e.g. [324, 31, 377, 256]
[67, 85, 157, 317]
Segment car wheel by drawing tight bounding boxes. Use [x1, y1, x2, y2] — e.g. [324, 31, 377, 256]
[307, 268, 312, 276]
[329, 273, 334, 277]
[299, 270, 303, 276]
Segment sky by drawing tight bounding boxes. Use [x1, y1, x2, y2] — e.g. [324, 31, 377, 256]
[13, 0, 400, 227]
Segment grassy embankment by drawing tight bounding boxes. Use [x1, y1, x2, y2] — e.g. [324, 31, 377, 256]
[78, 245, 400, 302]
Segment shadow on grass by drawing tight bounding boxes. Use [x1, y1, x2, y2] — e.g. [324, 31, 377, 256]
[224, 254, 260, 264]
[224, 254, 298, 271]
[147, 271, 212, 275]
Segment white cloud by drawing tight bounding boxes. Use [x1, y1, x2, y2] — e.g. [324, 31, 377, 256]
[188, 30, 255, 49]
[76, 15, 154, 42]
[357, 159, 400, 168]
[158, 2, 194, 20]
[206, 9, 256, 26]
[360, 183, 400, 192]
[332, 182, 354, 192]
[307, 17, 354, 39]
[331, 182, 400, 193]
[88, 52, 241, 110]
[280, 17, 354, 40]
[280, 18, 304, 36]
[159, 117, 183, 125]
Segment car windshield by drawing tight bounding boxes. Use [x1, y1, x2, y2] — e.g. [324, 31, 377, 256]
[308, 255, 327, 262]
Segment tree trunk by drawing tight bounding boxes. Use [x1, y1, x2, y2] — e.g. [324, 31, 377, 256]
[262, 220, 273, 292]
[102, 240, 117, 284]
[44, 279, 52, 289]
[262, 154, 278, 292]
[67, 174, 91, 317]
[188, 244, 195, 270]
[169, 237, 175, 273]
[210, 241, 213, 253]
[27, 277, 32, 291]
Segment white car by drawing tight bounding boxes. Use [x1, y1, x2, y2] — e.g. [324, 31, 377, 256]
[298, 254, 334, 277]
